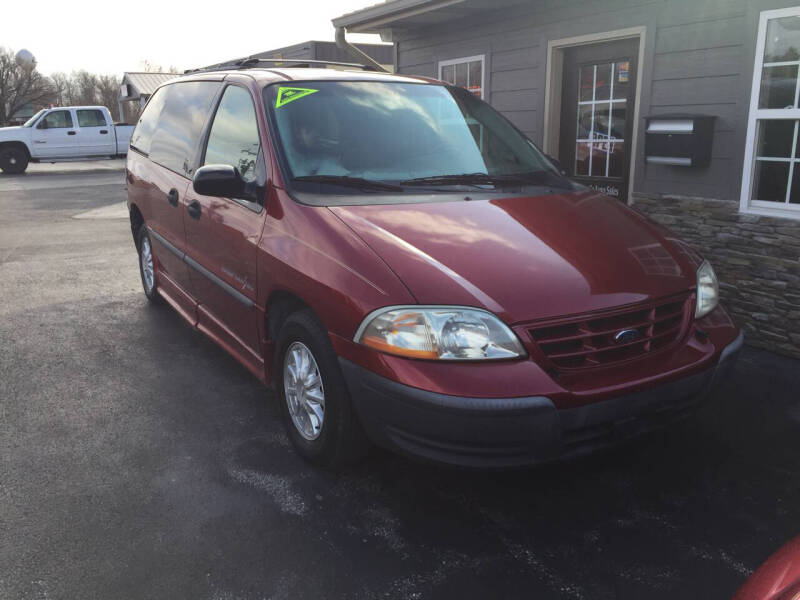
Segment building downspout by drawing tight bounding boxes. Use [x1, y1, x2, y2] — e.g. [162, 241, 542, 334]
[335, 27, 388, 72]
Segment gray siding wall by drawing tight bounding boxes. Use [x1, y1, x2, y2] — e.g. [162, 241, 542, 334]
[254, 44, 313, 61]
[254, 42, 393, 66]
[394, 0, 800, 201]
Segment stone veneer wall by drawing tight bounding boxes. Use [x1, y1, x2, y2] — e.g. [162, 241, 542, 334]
[631, 194, 800, 359]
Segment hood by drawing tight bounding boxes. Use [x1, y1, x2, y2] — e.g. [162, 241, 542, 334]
[330, 190, 699, 324]
[0, 126, 23, 138]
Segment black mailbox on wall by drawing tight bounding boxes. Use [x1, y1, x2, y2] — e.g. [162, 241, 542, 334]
[644, 115, 716, 167]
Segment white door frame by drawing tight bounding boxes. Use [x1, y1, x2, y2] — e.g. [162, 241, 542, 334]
[542, 26, 646, 204]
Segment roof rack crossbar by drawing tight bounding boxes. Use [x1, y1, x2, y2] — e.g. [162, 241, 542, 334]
[184, 57, 380, 75]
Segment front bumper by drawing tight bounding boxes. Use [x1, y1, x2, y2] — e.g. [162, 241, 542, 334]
[341, 331, 744, 467]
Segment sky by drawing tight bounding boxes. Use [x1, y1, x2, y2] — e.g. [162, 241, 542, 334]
[0, 0, 384, 76]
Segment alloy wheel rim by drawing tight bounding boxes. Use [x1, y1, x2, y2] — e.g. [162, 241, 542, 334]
[140, 237, 154, 292]
[283, 341, 325, 441]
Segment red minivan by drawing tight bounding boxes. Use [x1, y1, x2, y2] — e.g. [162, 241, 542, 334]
[126, 61, 742, 467]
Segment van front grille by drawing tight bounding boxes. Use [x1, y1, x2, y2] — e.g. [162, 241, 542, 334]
[528, 293, 692, 370]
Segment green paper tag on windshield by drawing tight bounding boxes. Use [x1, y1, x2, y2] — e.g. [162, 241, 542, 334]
[275, 87, 319, 108]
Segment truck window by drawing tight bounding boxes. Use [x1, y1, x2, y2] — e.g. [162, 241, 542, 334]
[203, 86, 261, 183]
[148, 81, 220, 176]
[77, 109, 106, 127]
[23, 109, 46, 127]
[40, 110, 73, 129]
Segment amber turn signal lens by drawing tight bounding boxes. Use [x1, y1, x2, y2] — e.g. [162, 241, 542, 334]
[361, 336, 439, 359]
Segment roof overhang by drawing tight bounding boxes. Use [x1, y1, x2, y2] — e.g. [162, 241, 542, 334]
[332, 0, 467, 33]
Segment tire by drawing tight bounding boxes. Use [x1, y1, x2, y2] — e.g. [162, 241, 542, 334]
[0, 146, 29, 174]
[136, 225, 161, 303]
[275, 309, 370, 467]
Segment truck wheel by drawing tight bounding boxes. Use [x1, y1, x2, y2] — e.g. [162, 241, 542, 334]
[275, 309, 370, 467]
[0, 146, 29, 174]
[137, 225, 161, 303]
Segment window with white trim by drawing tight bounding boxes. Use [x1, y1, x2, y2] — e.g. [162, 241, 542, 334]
[575, 61, 630, 178]
[439, 55, 484, 99]
[742, 7, 800, 218]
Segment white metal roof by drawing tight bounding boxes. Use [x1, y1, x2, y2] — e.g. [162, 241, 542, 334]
[120, 72, 179, 100]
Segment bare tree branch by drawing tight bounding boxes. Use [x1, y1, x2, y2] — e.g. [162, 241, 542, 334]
[0, 47, 56, 124]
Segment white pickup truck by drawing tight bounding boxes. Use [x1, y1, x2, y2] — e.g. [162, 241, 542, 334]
[0, 106, 134, 174]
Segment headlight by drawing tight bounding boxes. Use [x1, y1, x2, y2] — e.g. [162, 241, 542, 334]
[695, 260, 719, 319]
[354, 306, 526, 360]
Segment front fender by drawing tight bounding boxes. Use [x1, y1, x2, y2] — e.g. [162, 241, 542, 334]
[257, 190, 415, 342]
[0, 130, 32, 158]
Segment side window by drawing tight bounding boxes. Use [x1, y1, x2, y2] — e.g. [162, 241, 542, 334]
[40, 110, 73, 129]
[204, 86, 261, 182]
[439, 55, 485, 99]
[130, 86, 168, 155]
[77, 109, 106, 127]
[741, 7, 800, 217]
[148, 81, 220, 176]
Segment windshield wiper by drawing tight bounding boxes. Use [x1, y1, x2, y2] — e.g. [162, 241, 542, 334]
[400, 172, 498, 187]
[498, 170, 574, 189]
[293, 175, 403, 192]
[401, 171, 572, 190]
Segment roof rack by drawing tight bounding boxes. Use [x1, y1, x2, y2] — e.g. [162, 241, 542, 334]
[184, 57, 379, 75]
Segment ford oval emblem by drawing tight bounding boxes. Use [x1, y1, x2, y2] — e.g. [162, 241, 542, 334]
[614, 329, 642, 344]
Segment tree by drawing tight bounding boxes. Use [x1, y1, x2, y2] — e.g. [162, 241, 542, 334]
[50, 72, 75, 106]
[46, 71, 122, 119]
[139, 59, 161, 73]
[139, 59, 180, 74]
[1, 48, 171, 125]
[97, 74, 120, 120]
[0, 47, 55, 125]
[72, 70, 99, 106]
[122, 101, 142, 125]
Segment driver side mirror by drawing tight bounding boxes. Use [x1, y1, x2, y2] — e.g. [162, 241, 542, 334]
[193, 164, 245, 198]
[37, 120, 48, 130]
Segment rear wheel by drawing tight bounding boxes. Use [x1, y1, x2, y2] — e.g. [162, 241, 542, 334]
[137, 225, 161, 303]
[0, 146, 29, 174]
[275, 309, 370, 467]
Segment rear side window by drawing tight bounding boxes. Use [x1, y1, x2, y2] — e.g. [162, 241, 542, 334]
[40, 110, 73, 129]
[203, 86, 261, 182]
[148, 81, 220, 176]
[130, 86, 167, 156]
[77, 109, 106, 127]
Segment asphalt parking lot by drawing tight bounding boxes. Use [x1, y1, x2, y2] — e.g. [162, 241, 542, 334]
[2, 164, 800, 600]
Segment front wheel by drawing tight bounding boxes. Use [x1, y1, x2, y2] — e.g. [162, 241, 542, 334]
[276, 309, 370, 467]
[0, 146, 29, 174]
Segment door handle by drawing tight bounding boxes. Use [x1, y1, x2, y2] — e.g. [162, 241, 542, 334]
[166, 188, 179, 207]
[187, 200, 202, 220]
[99, 130, 108, 134]
[67, 131, 76, 135]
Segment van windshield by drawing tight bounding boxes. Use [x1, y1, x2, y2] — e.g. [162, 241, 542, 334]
[263, 81, 565, 197]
